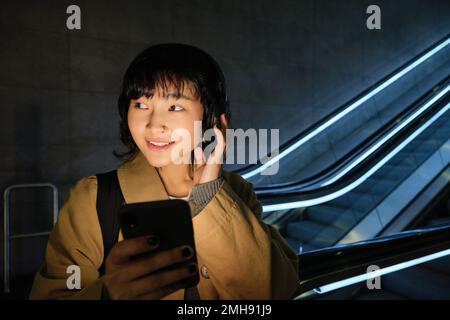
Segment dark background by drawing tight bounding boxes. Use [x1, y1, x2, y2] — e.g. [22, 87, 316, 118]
[0, 0, 449, 297]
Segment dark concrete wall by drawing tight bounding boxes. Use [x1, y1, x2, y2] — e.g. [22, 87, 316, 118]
[0, 0, 449, 293]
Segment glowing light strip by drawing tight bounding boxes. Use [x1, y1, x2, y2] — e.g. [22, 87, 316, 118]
[312, 247, 450, 294]
[263, 96, 450, 212]
[242, 38, 450, 180]
[322, 84, 450, 186]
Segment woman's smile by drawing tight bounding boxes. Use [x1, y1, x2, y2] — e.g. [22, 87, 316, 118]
[146, 139, 176, 152]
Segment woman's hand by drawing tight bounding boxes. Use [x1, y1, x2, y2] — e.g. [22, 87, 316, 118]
[103, 236, 197, 300]
[193, 114, 228, 185]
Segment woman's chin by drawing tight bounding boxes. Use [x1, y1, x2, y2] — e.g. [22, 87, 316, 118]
[141, 146, 192, 167]
[143, 153, 172, 168]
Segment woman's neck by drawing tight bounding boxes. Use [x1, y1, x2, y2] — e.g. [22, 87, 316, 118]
[156, 163, 194, 198]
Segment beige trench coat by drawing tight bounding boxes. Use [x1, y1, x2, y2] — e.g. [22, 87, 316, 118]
[29, 152, 300, 299]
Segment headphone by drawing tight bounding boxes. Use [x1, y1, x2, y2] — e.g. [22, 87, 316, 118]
[197, 56, 231, 158]
[206, 57, 231, 131]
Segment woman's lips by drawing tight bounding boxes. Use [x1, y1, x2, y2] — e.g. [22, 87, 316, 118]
[146, 140, 176, 152]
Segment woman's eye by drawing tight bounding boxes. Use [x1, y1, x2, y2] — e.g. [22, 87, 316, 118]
[135, 102, 148, 109]
[169, 104, 184, 111]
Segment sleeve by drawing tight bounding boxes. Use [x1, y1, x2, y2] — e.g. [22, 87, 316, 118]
[29, 176, 105, 300]
[191, 174, 300, 300]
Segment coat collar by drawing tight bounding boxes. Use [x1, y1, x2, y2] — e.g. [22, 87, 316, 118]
[117, 151, 169, 204]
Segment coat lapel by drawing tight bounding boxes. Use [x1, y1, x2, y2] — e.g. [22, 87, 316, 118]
[117, 151, 169, 204]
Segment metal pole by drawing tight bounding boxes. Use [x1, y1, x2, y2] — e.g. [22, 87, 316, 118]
[3, 188, 10, 294]
[3, 183, 58, 294]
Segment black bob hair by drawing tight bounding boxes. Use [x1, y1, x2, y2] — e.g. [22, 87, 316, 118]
[114, 43, 231, 162]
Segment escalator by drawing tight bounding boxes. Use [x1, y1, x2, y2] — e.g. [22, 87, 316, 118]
[350, 169, 450, 299]
[265, 78, 450, 254]
[305, 178, 450, 300]
[237, 35, 450, 189]
[296, 225, 450, 300]
[233, 36, 450, 298]
[353, 250, 450, 299]
[231, 35, 450, 256]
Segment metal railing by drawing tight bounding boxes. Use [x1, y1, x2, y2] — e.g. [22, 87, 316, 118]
[293, 223, 450, 298]
[3, 183, 58, 293]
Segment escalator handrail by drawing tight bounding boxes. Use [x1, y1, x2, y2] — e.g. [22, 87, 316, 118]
[260, 85, 450, 214]
[295, 223, 450, 295]
[255, 77, 450, 195]
[236, 34, 450, 179]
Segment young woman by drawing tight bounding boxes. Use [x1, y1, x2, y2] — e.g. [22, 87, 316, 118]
[29, 43, 300, 300]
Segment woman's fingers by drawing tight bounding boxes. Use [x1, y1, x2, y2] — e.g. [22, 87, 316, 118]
[194, 147, 206, 184]
[129, 262, 198, 298]
[104, 244, 197, 299]
[208, 125, 225, 164]
[135, 281, 185, 300]
[107, 235, 159, 266]
[118, 245, 194, 282]
[193, 124, 226, 184]
[194, 146, 205, 166]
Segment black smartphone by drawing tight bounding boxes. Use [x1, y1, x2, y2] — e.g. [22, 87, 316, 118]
[118, 199, 199, 288]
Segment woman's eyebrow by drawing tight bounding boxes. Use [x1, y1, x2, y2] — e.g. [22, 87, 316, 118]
[135, 91, 194, 101]
[164, 92, 192, 101]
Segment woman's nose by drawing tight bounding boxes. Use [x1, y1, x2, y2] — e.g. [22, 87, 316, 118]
[146, 109, 168, 133]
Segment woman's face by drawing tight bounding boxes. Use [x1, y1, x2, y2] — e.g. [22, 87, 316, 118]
[128, 82, 204, 168]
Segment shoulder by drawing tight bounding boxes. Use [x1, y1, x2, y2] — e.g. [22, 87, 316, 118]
[55, 175, 99, 229]
[222, 170, 254, 193]
[52, 175, 103, 250]
[221, 170, 262, 216]
[67, 175, 98, 205]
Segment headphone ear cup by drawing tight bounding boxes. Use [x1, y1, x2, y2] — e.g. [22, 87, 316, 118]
[202, 109, 215, 135]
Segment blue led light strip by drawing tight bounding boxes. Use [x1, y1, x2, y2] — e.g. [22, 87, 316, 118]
[243, 38, 450, 180]
[312, 247, 450, 294]
[263, 86, 450, 212]
[322, 85, 450, 186]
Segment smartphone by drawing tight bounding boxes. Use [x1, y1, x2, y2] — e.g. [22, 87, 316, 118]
[118, 199, 200, 288]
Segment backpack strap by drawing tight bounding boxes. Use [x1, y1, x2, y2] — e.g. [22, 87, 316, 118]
[96, 170, 124, 276]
